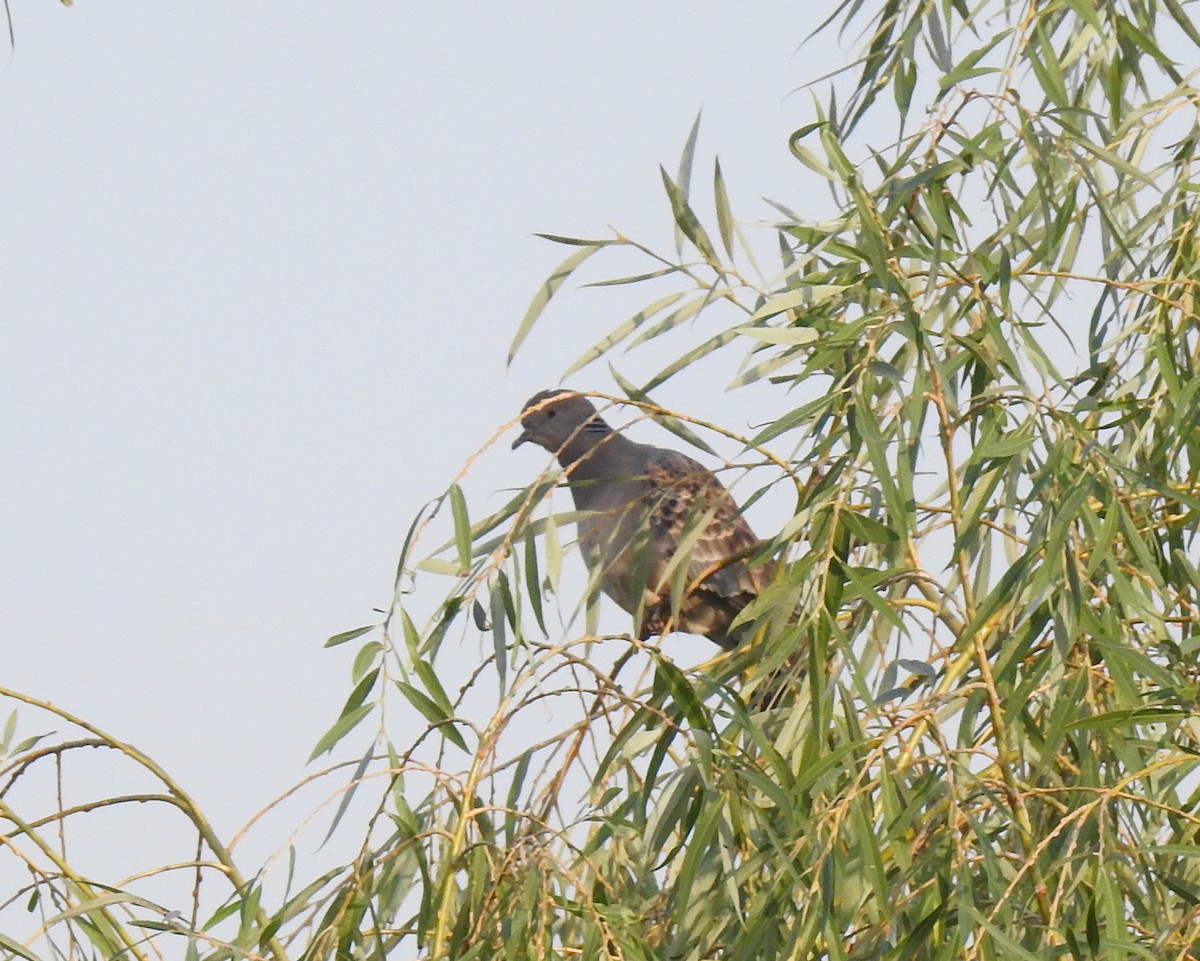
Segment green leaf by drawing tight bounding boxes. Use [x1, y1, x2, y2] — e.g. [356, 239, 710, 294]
[1060, 707, 1183, 732]
[397, 681, 469, 752]
[659, 165, 719, 264]
[840, 510, 899, 544]
[610, 368, 717, 457]
[713, 157, 736, 260]
[1027, 22, 1069, 109]
[789, 122, 839, 179]
[449, 483, 471, 573]
[415, 557, 464, 576]
[320, 743, 375, 845]
[325, 625, 374, 648]
[0, 932, 47, 961]
[1162, 0, 1200, 48]
[748, 285, 849, 322]
[968, 906, 1044, 961]
[533, 232, 622, 247]
[652, 656, 709, 732]
[583, 265, 681, 287]
[733, 325, 819, 346]
[350, 642, 381, 681]
[563, 291, 687, 376]
[523, 530, 546, 637]
[413, 657, 456, 717]
[936, 32, 1007, 95]
[624, 293, 713, 351]
[309, 703, 374, 759]
[508, 243, 603, 364]
[853, 394, 907, 539]
[490, 575, 510, 673]
[673, 110, 703, 256]
[643, 328, 739, 392]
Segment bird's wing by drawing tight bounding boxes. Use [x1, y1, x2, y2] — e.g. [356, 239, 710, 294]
[643, 448, 773, 600]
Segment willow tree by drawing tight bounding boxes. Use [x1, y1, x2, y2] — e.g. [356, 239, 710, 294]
[7, 2, 1200, 960]
[323, 1, 1200, 956]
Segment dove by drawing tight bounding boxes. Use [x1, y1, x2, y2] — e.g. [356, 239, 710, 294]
[513, 389, 774, 648]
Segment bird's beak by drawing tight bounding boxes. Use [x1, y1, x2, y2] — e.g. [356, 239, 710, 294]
[511, 429, 533, 450]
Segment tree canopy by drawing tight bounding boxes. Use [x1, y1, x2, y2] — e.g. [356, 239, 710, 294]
[6, 2, 1200, 959]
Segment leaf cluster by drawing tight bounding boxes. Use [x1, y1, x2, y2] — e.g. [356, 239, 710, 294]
[7, 2, 1200, 960]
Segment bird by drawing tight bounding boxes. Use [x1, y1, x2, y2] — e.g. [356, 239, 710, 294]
[512, 389, 775, 649]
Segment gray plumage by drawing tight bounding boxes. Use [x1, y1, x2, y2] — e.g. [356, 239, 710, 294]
[512, 389, 774, 649]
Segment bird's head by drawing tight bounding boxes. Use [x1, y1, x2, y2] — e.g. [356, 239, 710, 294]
[511, 389, 610, 452]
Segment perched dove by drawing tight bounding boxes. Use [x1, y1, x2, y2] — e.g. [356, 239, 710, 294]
[512, 389, 775, 649]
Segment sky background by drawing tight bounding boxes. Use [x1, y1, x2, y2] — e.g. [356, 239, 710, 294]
[1, 1, 849, 901]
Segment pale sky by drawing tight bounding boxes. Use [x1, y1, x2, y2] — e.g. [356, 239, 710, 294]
[2, 1, 845, 898]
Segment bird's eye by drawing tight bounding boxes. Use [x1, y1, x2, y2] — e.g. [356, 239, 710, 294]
[546, 410, 557, 418]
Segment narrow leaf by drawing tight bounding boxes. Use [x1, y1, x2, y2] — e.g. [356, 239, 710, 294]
[734, 325, 819, 346]
[713, 157, 736, 259]
[660, 166, 719, 264]
[508, 243, 603, 363]
[309, 704, 374, 759]
[325, 625, 375, 648]
[397, 681, 469, 751]
[449, 484, 471, 572]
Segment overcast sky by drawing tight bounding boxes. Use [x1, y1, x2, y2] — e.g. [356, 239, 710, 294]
[2, 1, 846, 897]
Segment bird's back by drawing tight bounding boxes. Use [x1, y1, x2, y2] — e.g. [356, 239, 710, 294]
[565, 438, 773, 647]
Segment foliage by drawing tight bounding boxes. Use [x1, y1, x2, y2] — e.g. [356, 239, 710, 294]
[6, 1, 1200, 959]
